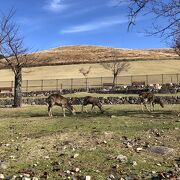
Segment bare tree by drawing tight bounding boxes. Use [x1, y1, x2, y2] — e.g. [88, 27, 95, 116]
[0, 10, 33, 107]
[125, 0, 180, 39]
[79, 66, 92, 78]
[0, 54, 4, 59]
[114, 0, 180, 52]
[172, 34, 180, 56]
[79, 66, 92, 91]
[101, 61, 130, 88]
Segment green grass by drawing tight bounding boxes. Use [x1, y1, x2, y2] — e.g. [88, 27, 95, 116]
[0, 104, 180, 179]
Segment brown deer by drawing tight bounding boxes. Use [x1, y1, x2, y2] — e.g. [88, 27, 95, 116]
[151, 96, 164, 111]
[139, 92, 164, 112]
[81, 96, 103, 113]
[46, 94, 76, 117]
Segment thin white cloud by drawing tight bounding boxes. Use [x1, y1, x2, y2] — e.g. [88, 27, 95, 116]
[107, 0, 129, 7]
[60, 16, 128, 33]
[44, 0, 69, 12]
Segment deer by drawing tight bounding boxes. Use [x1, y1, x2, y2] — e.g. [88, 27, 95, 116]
[81, 96, 103, 113]
[139, 92, 164, 112]
[46, 94, 76, 117]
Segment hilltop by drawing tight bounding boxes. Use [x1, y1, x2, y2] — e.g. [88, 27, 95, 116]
[0, 45, 179, 68]
[32, 45, 179, 67]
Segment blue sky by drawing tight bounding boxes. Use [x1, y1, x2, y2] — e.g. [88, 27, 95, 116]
[0, 0, 168, 51]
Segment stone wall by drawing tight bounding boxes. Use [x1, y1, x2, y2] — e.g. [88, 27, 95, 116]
[1, 96, 180, 107]
[0, 83, 180, 98]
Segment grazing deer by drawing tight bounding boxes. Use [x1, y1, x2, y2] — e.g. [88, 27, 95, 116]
[81, 96, 103, 113]
[152, 96, 164, 111]
[139, 92, 164, 112]
[46, 94, 76, 117]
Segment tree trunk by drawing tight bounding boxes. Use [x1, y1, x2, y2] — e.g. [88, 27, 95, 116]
[112, 73, 117, 88]
[13, 66, 22, 108]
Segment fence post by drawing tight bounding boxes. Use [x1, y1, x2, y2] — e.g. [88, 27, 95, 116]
[56, 79, 59, 90]
[101, 77, 103, 88]
[162, 74, 164, 84]
[177, 74, 179, 83]
[26, 80, 28, 92]
[11, 81, 13, 93]
[131, 75, 133, 85]
[146, 75, 148, 85]
[41, 80, 44, 91]
[11, 81, 13, 88]
[71, 78, 73, 90]
[86, 78, 88, 91]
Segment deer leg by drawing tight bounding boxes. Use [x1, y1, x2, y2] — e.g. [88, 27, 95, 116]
[142, 102, 150, 112]
[67, 106, 76, 115]
[81, 105, 84, 113]
[152, 102, 155, 111]
[145, 103, 151, 112]
[84, 105, 88, 113]
[91, 104, 95, 111]
[48, 105, 53, 117]
[61, 106, 66, 117]
[149, 101, 153, 111]
[141, 102, 144, 112]
[97, 103, 103, 113]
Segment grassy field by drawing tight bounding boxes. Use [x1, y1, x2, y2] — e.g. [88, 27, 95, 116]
[0, 104, 179, 179]
[0, 60, 180, 81]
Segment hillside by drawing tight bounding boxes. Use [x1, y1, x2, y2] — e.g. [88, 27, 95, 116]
[0, 45, 179, 68]
[32, 45, 179, 67]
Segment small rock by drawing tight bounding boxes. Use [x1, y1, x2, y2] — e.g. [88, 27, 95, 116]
[156, 163, 161, 166]
[85, 176, 91, 180]
[66, 170, 71, 174]
[95, 170, 100, 173]
[7, 175, 17, 180]
[0, 161, 8, 169]
[136, 147, 143, 152]
[73, 153, 79, 158]
[44, 156, 50, 159]
[111, 115, 116, 118]
[149, 146, 174, 155]
[32, 178, 38, 180]
[116, 154, 127, 162]
[132, 161, 137, 166]
[22, 177, 31, 180]
[126, 142, 132, 148]
[109, 174, 115, 179]
[9, 155, 15, 159]
[5, 143, 10, 147]
[75, 168, 80, 172]
[103, 141, 107, 144]
[0, 174, 5, 179]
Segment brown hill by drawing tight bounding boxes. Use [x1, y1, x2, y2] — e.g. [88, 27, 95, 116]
[33, 45, 179, 66]
[1, 45, 180, 68]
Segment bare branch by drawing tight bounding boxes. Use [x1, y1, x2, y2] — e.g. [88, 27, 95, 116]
[117, 0, 180, 39]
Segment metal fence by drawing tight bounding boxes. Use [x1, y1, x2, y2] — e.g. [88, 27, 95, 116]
[0, 73, 180, 92]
